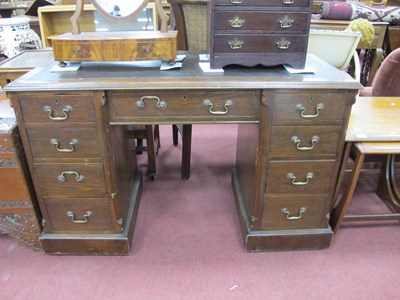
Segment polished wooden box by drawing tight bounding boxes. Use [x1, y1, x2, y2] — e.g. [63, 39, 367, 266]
[210, 0, 312, 69]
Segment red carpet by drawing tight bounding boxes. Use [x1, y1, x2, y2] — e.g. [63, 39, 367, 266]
[1, 124, 399, 299]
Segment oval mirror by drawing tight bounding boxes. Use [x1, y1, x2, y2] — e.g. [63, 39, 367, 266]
[91, 0, 150, 22]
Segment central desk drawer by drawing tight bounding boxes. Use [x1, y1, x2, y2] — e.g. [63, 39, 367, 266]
[108, 90, 260, 123]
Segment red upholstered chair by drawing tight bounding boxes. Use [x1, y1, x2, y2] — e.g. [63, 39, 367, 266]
[359, 47, 400, 97]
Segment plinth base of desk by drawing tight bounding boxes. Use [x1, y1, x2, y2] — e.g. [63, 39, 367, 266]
[39, 172, 143, 255]
[231, 169, 333, 252]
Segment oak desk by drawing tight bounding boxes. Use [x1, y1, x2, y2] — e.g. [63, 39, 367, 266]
[4, 53, 360, 255]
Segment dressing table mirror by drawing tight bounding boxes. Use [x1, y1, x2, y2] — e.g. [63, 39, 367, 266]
[51, 0, 177, 65]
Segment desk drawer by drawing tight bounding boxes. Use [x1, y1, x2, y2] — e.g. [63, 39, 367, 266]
[261, 194, 329, 230]
[18, 93, 96, 124]
[27, 127, 102, 160]
[269, 125, 341, 158]
[265, 160, 336, 194]
[34, 163, 107, 197]
[44, 197, 115, 234]
[269, 91, 347, 125]
[108, 90, 259, 123]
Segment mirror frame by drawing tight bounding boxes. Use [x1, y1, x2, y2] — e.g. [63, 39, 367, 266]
[71, 0, 169, 35]
[91, 0, 149, 22]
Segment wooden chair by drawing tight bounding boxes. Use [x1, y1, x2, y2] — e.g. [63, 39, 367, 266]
[129, 125, 160, 181]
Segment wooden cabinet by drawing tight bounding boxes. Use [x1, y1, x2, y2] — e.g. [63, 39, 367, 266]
[0, 96, 41, 250]
[5, 53, 360, 254]
[210, 0, 312, 69]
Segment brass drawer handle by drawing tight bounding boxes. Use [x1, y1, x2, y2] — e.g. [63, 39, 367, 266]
[203, 99, 233, 115]
[230, 0, 242, 4]
[282, 0, 295, 4]
[57, 171, 85, 182]
[43, 105, 73, 121]
[229, 16, 245, 28]
[281, 207, 307, 220]
[279, 15, 294, 28]
[291, 135, 320, 151]
[296, 103, 325, 118]
[66, 211, 93, 224]
[50, 138, 78, 152]
[74, 48, 80, 54]
[287, 172, 314, 185]
[136, 96, 167, 110]
[276, 38, 290, 50]
[228, 38, 244, 50]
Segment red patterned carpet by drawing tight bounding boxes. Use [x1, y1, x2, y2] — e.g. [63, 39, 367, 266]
[1, 124, 399, 299]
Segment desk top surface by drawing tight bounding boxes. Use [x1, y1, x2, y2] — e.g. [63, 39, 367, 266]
[4, 53, 361, 92]
[346, 96, 400, 142]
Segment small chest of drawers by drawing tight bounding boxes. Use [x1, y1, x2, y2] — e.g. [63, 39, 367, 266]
[210, 0, 312, 69]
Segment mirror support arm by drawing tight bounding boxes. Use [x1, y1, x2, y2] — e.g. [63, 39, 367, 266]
[71, 0, 84, 35]
[155, 0, 169, 32]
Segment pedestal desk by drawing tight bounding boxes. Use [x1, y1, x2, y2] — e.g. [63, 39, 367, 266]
[4, 53, 361, 255]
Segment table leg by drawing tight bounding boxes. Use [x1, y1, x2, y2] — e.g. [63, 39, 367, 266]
[330, 143, 365, 234]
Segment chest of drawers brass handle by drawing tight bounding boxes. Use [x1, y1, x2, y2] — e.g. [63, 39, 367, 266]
[296, 103, 325, 118]
[57, 171, 85, 182]
[279, 15, 294, 28]
[43, 105, 73, 121]
[281, 207, 307, 220]
[136, 96, 167, 110]
[228, 38, 244, 50]
[229, 16, 245, 28]
[282, 0, 295, 4]
[66, 210, 93, 224]
[203, 99, 233, 115]
[287, 172, 314, 185]
[50, 138, 78, 152]
[291, 135, 320, 151]
[276, 38, 291, 50]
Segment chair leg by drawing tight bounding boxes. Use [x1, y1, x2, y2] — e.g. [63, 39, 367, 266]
[145, 125, 157, 180]
[172, 125, 179, 146]
[181, 124, 192, 180]
[154, 125, 161, 154]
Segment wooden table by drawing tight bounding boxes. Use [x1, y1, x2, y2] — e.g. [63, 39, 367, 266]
[331, 96, 400, 232]
[4, 53, 360, 255]
[0, 4, 27, 18]
[0, 49, 53, 88]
